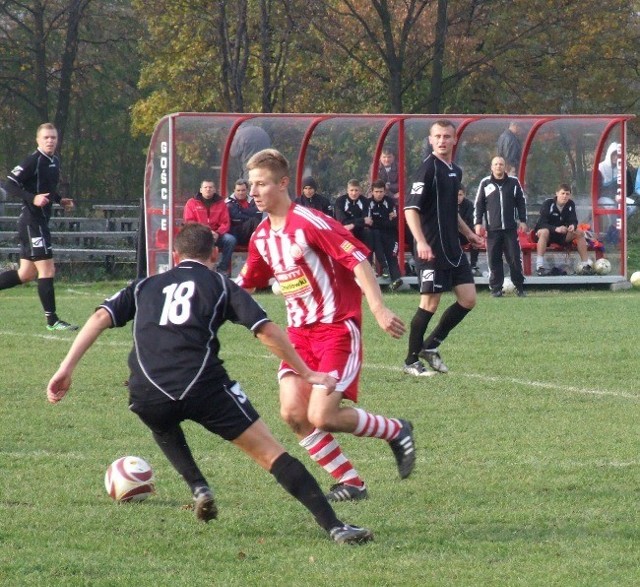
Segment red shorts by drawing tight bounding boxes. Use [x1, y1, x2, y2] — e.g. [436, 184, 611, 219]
[278, 319, 362, 402]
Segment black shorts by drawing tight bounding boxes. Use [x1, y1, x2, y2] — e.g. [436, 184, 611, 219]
[129, 380, 260, 442]
[18, 214, 52, 260]
[548, 231, 570, 247]
[415, 255, 474, 294]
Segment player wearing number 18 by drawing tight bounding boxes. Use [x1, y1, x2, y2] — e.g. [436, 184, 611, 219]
[46, 222, 372, 544]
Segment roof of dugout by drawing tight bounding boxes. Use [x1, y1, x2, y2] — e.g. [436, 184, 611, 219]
[143, 113, 634, 278]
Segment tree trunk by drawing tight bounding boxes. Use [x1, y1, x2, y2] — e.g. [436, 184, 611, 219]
[33, 2, 49, 121]
[428, 0, 448, 114]
[55, 0, 90, 148]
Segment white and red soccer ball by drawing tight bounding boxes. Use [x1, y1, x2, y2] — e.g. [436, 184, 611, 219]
[105, 456, 155, 502]
[594, 258, 612, 275]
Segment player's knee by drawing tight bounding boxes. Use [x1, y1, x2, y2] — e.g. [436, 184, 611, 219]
[280, 404, 307, 431]
[18, 265, 37, 282]
[461, 298, 476, 311]
[306, 406, 337, 431]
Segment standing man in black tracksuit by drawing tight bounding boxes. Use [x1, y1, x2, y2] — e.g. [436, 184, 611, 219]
[474, 156, 528, 297]
[333, 179, 373, 252]
[369, 179, 403, 291]
[0, 123, 77, 330]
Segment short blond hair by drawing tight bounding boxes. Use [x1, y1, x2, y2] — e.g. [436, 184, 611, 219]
[246, 148, 289, 182]
[37, 122, 57, 137]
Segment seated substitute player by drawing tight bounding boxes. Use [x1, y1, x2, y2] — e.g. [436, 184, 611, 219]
[534, 183, 594, 276]
[237, 148, 414, 504]
[226, 179, 261, 247]
[46, 222, 372, 545]
[294, 176, 333, 217]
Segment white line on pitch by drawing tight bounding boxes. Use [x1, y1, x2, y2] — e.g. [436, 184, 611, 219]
[1, 329, 637, 401]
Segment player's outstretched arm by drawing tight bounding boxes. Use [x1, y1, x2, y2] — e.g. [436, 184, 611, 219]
[353, 260, 406, 339]
[255, 321, 336, 392]
[47, 309, 113, 404]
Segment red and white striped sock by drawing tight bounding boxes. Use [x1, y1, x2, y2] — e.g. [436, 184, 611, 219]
[299, 428, 363, 487]
[352, 408, 402, 441]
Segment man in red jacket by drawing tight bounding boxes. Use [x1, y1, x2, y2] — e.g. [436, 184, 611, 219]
[183, 180, 237, 275]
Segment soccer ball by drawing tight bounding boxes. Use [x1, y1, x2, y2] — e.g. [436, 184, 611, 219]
[502, 277, 516, 294]
[630, 271, 640, 288]
[594, 258, 612, 275]
[270, 279, 281, 295]
[105, 456, 155, 502]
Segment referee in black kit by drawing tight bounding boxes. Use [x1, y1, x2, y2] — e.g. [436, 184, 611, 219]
[0, 122, 77, 330]
[46, 222, 372, 545]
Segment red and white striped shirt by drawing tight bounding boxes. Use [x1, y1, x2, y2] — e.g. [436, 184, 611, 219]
[237, 204, 369, 327]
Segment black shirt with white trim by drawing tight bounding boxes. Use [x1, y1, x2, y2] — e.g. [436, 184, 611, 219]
[405, 154, 464, 268]
[99, 260, 270, 402]
[5, 148, 61, 221]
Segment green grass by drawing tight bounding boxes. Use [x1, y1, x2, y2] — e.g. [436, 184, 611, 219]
[2, 282, 640, 586]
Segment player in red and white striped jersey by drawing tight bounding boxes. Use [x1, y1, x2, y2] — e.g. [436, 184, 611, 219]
[236, 149, 416, 502]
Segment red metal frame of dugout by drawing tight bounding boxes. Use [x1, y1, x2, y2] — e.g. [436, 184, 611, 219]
[144, 113, 634, 277]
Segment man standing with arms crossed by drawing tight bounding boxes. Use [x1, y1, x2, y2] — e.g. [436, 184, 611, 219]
[0, 123, 77, 330]
[236, 148, 415, 503]
[403, 120, 483, 377]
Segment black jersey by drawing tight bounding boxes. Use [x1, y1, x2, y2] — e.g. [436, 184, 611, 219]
[535, 198, 579, 232]
[99, 260, 270, 402]
[5, 148, 61, 221]
[405, 155, 464, 268]
[334, 194, 370, 227]
[369, 195, 398, 233]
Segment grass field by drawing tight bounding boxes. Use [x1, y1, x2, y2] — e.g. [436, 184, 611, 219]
[2, 282, 640, 586]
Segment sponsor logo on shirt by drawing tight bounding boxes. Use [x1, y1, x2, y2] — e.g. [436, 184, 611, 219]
[410, 182, 424, 195]
[340, 241, 355, 254]
[31, 237, 44, 249]
[11, 165, 23, 177]
[276, 266, 312, 299]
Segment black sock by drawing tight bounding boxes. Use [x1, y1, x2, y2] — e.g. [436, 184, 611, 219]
[424, 302, 471, 349]
[406, 307, 433, 364]
[152, 426, 208, 494]
[37, 277, 58, 326]
[0, 269, 22, 290]
[270, 452, 341, 532]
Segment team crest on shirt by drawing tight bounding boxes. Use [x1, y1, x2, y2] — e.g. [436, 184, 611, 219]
[410, 182, 424, 195]
[340, 241, 355, 254]
[290, 243, 303, 259]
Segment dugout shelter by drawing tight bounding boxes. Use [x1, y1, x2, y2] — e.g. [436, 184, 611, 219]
[143, 113, 633, 285]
